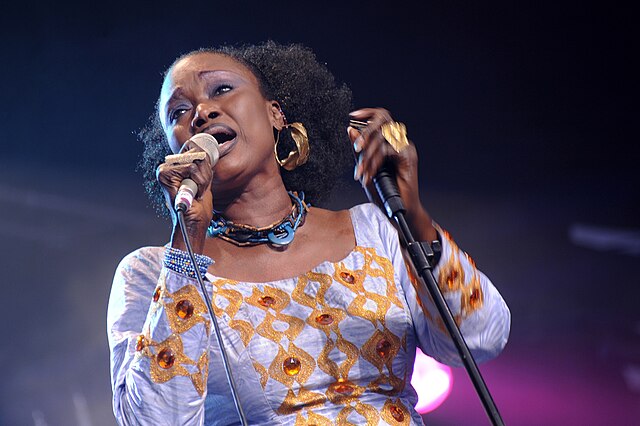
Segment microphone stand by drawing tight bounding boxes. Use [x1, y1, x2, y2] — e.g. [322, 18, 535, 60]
[176, 208, 248, 426]
[372, 164, 505, 426]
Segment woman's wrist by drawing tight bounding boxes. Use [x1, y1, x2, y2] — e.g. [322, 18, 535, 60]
[405, 203, 438, 243]
[163, 245, 213, 278]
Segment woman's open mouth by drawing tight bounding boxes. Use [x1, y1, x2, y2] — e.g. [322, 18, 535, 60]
[201, 124, 238, 158]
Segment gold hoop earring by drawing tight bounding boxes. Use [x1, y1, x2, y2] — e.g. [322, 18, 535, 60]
[274, 122, 310, 171]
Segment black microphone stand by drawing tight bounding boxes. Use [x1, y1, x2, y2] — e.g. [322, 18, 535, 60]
[176, 207, 249, 426]
[372, 164, 505, 426]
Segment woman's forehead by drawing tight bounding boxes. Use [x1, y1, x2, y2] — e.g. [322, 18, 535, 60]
[165, 53, 255, 88]
[160, 52, 258, 109]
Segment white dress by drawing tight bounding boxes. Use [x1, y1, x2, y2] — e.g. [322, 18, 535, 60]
[107, 203, 510, 425]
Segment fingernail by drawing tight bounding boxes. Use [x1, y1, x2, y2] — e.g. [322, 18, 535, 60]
[354, 164, 362, 181]
[353, 141, 362, 153]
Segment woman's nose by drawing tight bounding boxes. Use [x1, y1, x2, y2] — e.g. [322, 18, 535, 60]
[192, 103, 219, 130]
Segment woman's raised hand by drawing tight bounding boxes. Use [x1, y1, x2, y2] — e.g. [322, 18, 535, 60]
[156, 138, 215, 253]
[348, 108, 437, 242]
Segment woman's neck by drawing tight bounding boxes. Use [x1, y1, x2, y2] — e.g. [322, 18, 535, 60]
[213, 175, 293, 228]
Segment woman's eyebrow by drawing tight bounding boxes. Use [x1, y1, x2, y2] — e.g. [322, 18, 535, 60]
[198, 69, 247, 81]
[165, 87, 185, 109]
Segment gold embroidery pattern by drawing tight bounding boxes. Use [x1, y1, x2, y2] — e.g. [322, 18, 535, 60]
[208, 279, 313, 395]
[461, 270, 484, 316]
[317, 337, 339, 378]
[191, 351, 209, 396]
[277, 386, 327, 416]
[164, 284, 209, 335]
[207, 246, 411, 421]
[301, 247, 406, 419]
[363, 249, 404, 311]
[280, 313, 305, 341]
[148, 334, 194, 383]
[246, 286, 291, 312]
[229, 319, 254, 346]
[209, 278, 257, 346]
[139, 333, 208, 396]
[143, 278, 217, 396]
[210, 280, 244, 319]
[367, 374, 404, 396]
[299, 272, 361, 389]
[347, 294, 380, 327]
[294, 410, 333, 426]
[268, 343, 317, 387]
[360, 326, 405, 399]
[380, 398, 411, 425]
[306, 306, 346, 337]
[438, 250, 466, 293]
[247, 285, 305, 343]
[436, 227, 486, 320]
[257, 312, 284, 344]
[253, 361, 269, 388]
[148, 273, 167, 318]
[331, 248, 406, 404]
[325, 379, 364, 405]
[335, 333, 359, 379]
[361, 329, 401, 371]
[336, 248, 404, 330]
[336, 401, 380, 425]
[291, 275, 316, 309]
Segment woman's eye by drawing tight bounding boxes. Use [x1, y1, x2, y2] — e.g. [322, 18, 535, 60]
[213, 85, 232, 96]
[170, 108, 187, 122]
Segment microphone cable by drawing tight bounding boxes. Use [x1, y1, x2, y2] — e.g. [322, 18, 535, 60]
[176, 207, 248, 426]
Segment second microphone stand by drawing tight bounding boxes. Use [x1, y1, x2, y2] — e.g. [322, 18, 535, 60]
[372, 165, 505, 426]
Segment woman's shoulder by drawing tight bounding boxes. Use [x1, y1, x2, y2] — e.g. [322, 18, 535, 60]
[348, 202, 388, 222]
[116, 246, 165, 272]
[311, 203, 395, 248]
[310, 203, 386, 223]
[349, 203, 395, 237]
[108, 246, 165, 330]
[113, 246, 165, 291]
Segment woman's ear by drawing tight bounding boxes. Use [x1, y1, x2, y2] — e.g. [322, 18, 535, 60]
[269, 101, 286, 129]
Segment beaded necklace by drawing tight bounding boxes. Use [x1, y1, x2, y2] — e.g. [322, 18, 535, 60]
[207, 192, 309, 248]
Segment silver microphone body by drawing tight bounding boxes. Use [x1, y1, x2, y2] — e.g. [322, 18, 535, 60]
[171, 134, 220, 212]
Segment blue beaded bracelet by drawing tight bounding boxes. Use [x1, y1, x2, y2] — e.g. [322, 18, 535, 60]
[163, 246, 213, 279]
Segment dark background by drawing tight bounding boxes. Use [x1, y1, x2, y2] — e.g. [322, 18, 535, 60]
[1, 1, 638, 425]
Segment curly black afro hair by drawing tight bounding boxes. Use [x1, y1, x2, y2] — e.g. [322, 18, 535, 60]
[139, 41, 353, 215]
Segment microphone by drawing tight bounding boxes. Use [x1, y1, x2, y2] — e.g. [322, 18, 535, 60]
[348, 119, 406, 218]
[372, 161, 406, 219]
[170, 134, 220, 212]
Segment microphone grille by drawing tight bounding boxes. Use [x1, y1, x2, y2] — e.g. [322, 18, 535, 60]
[189, 133, 220, 165]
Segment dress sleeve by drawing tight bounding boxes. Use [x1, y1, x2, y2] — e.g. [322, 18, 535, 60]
[107, 247, 214, 425]
[369, 205, 511, 366]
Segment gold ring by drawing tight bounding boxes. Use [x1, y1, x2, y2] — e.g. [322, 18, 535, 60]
[381, 121, 409, 153]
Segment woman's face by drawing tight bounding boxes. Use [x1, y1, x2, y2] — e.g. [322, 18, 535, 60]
[159, 52, 283, 190]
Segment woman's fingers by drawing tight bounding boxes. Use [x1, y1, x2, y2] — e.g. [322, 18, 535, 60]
[348, 108, 402, 185]
[156, 145, 214, 210]
[359, 132, 390, 184]
[350, 107, 435, 241]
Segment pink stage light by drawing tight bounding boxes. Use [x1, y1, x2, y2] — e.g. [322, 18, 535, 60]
[411, 348, 453, 413]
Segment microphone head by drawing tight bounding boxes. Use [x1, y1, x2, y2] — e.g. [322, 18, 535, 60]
[189, 133, 220, 166]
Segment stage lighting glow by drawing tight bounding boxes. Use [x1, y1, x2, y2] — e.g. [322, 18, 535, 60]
[411, 348, 453, 413]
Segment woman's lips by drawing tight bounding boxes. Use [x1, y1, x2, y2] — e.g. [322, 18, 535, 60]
[199, 124, 237, 159]
[216, 136, 237, 158]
